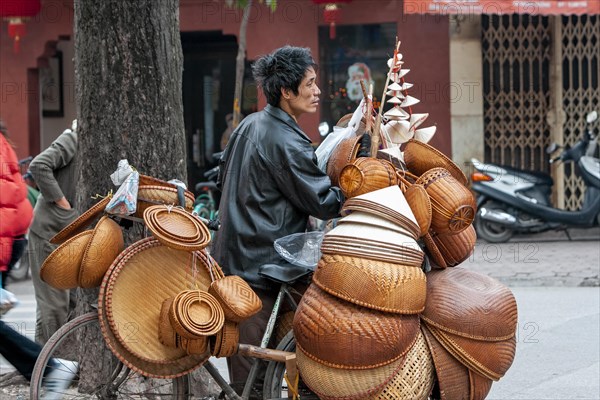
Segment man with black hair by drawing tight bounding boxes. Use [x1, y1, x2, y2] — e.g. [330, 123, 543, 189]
[213, 46, 343, 386]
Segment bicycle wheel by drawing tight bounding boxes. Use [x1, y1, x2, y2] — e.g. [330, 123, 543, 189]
[30, 312, 189, 399]
[262, 330, 319, 400]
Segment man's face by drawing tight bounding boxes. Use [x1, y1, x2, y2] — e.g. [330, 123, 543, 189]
[287, 67, 321, 117]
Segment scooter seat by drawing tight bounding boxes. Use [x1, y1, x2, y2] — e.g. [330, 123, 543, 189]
[258, 263, 312, 285]
[500, 165, 553, 186]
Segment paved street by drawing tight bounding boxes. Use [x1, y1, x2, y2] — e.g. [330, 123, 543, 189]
[2, 233, 599, 399]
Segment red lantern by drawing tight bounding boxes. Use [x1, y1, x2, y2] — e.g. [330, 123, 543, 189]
[0, 0, 42, 53]
[312, 0, 352, 40]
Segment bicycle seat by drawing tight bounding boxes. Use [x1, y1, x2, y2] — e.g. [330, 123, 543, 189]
[258, 263, 312, 285]
[195, 181, 218, 191]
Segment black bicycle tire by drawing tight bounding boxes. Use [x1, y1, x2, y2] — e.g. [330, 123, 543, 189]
[30, 312, 189, 399]
[262, 330, 319, 400]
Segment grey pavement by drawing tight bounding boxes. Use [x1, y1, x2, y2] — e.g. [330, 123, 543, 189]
[1, 230, 599, 399]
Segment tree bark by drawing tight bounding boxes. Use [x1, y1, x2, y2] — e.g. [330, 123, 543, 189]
[73, 1, 217, 395]
[233, 0, 252, 128]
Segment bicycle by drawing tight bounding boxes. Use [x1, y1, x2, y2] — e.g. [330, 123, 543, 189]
[29, 214, 319, 399]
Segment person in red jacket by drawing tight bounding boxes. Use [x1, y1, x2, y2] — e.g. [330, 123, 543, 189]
[0, 120, 33, 288]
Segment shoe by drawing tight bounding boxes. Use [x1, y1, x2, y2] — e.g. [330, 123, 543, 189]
[0, 288, 19, 316]
[43, 359, 78, 400]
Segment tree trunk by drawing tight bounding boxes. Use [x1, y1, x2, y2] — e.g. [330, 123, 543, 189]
[73, 1, 218, 395]
[233, 0, 252, 128]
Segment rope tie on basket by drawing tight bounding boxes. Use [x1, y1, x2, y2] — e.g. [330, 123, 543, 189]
[190, 251, 200, 290]
[91, 190, 113, 200]
[284, 372, 300, 400]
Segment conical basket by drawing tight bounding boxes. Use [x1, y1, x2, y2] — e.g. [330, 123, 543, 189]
[50, 195, 112, 244]
[41, 230, 92, 289]
[79, 216, 124, 288]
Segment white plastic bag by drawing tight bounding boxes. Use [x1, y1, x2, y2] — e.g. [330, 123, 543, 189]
[106, 171, 139, 215]
[273, 231, 324, 269]
[315, 98, 367, 172]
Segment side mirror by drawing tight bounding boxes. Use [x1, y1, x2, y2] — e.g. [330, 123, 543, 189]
[318, 121, 330, 137]
[586, 111, 598, 124]
[546, 142, 560, 154]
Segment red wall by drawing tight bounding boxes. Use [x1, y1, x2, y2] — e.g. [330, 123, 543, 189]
[2, 0, 451, 157]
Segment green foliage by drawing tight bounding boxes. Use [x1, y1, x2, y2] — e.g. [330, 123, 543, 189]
[225, 0, 277, 12]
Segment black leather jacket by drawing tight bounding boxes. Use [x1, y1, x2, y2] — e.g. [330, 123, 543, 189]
[212, 105, 343, 290]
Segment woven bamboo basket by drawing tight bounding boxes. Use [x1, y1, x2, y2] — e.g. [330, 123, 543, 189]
[41, 230, 92, 290]
[470, 369, 494, 400]
[144, 205, 211, 251]
[425, 323, 517, 381]
[169, 290, 225, 339]
[421, 325, 470, 400]
[50, 194, 112, 244]
[423, 232, 448, 269]
[339, 157, 398, 198]
[296, 345, 406, 400]
[101, 238, 223, 367]
[403, 183, 432, 237]
[422, 267, 518, 341]
[432, 224, 477, 267]
[98, 238, 210, 379]
[158, 298, 179, 348]
[136, 185, 195, 218]
[403, 139, 468, 186]
[313, 254, 426, 314]
[293, 284, 420, 369]
[372, 331, 435, 400]
[79, 216, 124, 288]
[208, 275, 262, 323]
[209, 320, 239, 358]
[326, 135, 362, 186]
[416, 168, 476, 234]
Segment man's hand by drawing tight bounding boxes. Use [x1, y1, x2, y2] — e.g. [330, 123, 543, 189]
[55, 197, 71, 210]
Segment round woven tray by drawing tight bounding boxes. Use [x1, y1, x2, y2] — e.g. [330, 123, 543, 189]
[296, 345, 407, 400]
[422, 267, 518, 341]
[372, 331, 435, 400]
[313, 254, 426, 314]
[144, 205, 211, 251]
[79, 216, 124, 288]
[102, 238, 223, 366]
[136, 185, 195, 218]
[98, 239, 210, 379]
[169, 290, 224, 338]
[210, 320, 240, 358]
[293, 284, 420, 369]
[41, 230, 92, 290]
[50, 195, 112, 244]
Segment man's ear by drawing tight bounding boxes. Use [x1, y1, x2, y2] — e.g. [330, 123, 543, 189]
[281, 87, 291, 100]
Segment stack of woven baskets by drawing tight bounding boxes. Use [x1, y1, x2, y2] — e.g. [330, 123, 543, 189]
[299, 138, 517, 398]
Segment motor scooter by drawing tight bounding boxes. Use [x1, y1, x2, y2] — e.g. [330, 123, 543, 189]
[470, 111, 600, 243]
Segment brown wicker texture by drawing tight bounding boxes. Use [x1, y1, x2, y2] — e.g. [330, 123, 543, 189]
[98, 239, 209, 378]
[339, 157, 398, 198]
[423, 232, 448, 269]
[293, 284, 420, 369]
[296, 345, 407, 400]
[169, 290, 225, 339]
[102, 238, 222, 366]
[422, 267, 518, 341]
[79, 216, 125, 288]
[403, 139, 469, 186]
[425, 323, 517, 381]
[208, 275, 262, 323]
[416, 168, 476, 234]
[275, 310, 295, 345]
[180, 336, 209, 355]
[40, 230, 92, 290]
[470, 370, 494, 400]
[326, 135, 362, 186]
[50, 195, 112, 244]
[210, 321, 240, 358]
[139, 174, 180, 189]
[136, 185, 195, 218]
[404, 184, 432, 237]
[372, 331, 435, 400]
[158, 298, 178, 347]
[432, 224, 477, 267]
[313, 254, 426, 314]
[421, 325, 470, 400]
[144, 205, 211, 251]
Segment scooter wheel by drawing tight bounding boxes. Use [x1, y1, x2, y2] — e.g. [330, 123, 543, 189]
[475, 205, 514, 243]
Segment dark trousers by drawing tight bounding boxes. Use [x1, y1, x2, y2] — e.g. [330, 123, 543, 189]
[1, 236, 27, 289]
[0, 320, 42, 381]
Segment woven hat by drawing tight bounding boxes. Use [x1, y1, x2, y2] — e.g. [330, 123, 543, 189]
[293, 284, 420, 369]
[403, 139, 468, 186]
[372, 331, 435, 400]
[41, 230, 92, 289]
[422, 267, 518, 341]
[98, 268, 208, 379]
[421, 325, 470, 400]
[325, 222, 422, 253]
[79, 216, 124, 288]
[136, 185, 195, 218]
[50, 195, 112, 244]
[143, 205, 211, 251]
[209, 320, 240, 358]
[296, 344, 407, 400]
[313, 254, 426, 314]
[169, 290, 225, 339]
[208, 275, 262, 323]
[102, 237, 223, 365]
[338, 211, 416, 238]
